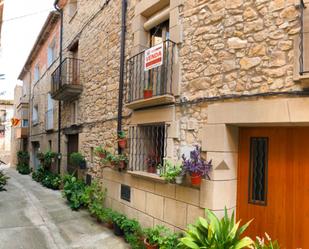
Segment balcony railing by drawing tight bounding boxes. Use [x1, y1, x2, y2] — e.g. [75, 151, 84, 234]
[126, 40, 176, 109]
[51, 57, 83, 101]
[128, 124, 168, 175]
[45, 109, 54, 131]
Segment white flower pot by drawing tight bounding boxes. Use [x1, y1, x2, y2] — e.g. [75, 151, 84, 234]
[175, 176, 183, 184]
[156, 169, 161, 175]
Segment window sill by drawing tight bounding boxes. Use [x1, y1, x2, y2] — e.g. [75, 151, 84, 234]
[127, 170, 166, 183]
[298, 74, 309, 89]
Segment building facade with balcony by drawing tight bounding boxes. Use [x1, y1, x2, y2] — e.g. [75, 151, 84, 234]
[16, 11, 60, 172]
[47, 0, 309, 247]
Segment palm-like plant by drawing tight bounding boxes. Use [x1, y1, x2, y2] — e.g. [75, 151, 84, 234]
[179, 208, 253, 249]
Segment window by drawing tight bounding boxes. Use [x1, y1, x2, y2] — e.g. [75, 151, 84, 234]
[249, 137, 268, 205]
[47, 39, 57, 67]
[71, 101, 77, 124]
[34, 64, 40, 82]
[48, 140, 52, 150]
[32, 105, 39, 125]
[46, 93, 54, 130]
[22, 119, 29, 127]
[150, 20, 170, 46]
[128, 124, 167, 173]
[90, 147, 94, 163]
[68, 0, 78, 17]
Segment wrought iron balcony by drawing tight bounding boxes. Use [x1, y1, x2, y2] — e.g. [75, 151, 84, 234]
[16, 127, 29, 139]
[126, 40, 176, 110]
[51, 58, 83, 101]
[45, 109, 54, 131]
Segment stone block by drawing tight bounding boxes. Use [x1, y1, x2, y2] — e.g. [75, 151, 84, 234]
[200, 180, 237, 210]
[288, 98, 309, 122]
[154, 219, 175, 231]
[146, 193, 164, 219]
[154, 183, 176, 198]
[170, 7, 180, 28]
[175, 185, 200, 206]
[202, 124, 239, 152]
[163, 198, 187, 229]
[137, 212, 154, 228]
[132, 15, 147, 33]
[170, 25, 182, 44]
[207, 152, 238, 180]
[132, 188, 146, 212]
[187, 205, 205, 225]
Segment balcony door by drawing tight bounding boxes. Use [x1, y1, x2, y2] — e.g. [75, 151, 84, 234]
[67, 134, 79, 175]
[70, 42, 79, 85]
[149, 21, 170, 97]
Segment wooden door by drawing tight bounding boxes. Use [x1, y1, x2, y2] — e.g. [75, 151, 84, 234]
[67, 134, 78, 175]
[237, 127, 309, 249]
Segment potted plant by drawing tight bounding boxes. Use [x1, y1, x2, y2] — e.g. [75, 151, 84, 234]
[112, 212, 126, 236]
[118, 131, 127, 149]
[120, 218, 141, 241]
[43, 151, 57, 170]
[144, 85, 153, 99]
[103, 208, 115, 229]
[94, 146, 108, 159]
[145, 150, 159, 173]
[143, 225, 168, 249]
[70, 152, 87, 169]
[182, 146, 212, 186]
[36, 152, 45, 163]
[118, 154, 128, 170]
[156, 163, 163, 175]
[161, 160, 184, 184]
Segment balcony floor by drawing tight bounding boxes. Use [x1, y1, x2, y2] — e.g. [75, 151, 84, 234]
[125, 94, 175, 110]
[51, 84, 83, 101]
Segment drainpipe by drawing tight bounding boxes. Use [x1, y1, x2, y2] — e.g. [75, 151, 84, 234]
[117, 0, 127, 154]
[54, 0, 63, 174]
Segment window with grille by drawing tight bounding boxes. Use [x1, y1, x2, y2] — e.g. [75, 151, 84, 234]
[128, 124, 167, 173]
[249, 137, 268, 205]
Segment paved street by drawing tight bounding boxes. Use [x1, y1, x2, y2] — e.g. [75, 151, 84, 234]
[0, 167, 128, 249]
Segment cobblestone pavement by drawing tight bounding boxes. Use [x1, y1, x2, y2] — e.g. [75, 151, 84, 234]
[0, 167, 128, 249]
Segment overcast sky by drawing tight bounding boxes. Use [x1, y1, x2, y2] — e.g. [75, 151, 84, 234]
[0, 0, 54, 100]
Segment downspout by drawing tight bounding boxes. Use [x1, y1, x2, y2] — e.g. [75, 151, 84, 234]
[117, 0, 127, 154]
[54, 0, 63, 174]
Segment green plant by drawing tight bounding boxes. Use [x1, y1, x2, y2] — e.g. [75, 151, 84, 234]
[70, 152, 86, 167]
[81, 181, 106, 208]
[179, 208, 253, 249]
[143, 225, 170, 246]
[252, 234, 280, 249]
[0, 170, 9, 191]
[16, 151, 31, 175]
[95, 146, 109, 158]
[41, 172, 62, 190]
[160, 231, 181, 249]
[118, 131, 126, 139]
[126, 233, 146, 249]
[32, 167, 46, 182]
[112, 212, 126, 226]
[121, 218, 141, 236]
[43, 151, 56, 170]
[161, 160, 183, 182]
[62, 174, 86, 210]
[88, 200, 104, 219]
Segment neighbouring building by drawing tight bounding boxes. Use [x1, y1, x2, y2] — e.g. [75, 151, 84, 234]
[0, 0, 3, 48]
[18, 0, 309, 247]
[15, 11, 60, 172]
[0, 99, 13, 164]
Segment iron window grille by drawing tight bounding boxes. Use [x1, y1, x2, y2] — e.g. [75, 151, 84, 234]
[299, 0, 308, 75]
[126, 40, 176, 103]
[249, 137, 269, 206]
[128, 124, 168, 173]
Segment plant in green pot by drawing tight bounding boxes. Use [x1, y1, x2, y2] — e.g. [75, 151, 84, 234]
[70, 152, 87, 169]
[182, 146, 212, 186]
[118, 131, 127, 149]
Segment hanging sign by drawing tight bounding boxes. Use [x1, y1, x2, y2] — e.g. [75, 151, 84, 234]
[144, 43, 163, 71]
[11, 118, 20, 127]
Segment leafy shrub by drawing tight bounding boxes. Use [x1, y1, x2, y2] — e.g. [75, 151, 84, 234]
[143, 225, 171, 246]
[121, 218, 141, 237]
[0, 170, 9, 191]
[179, 208, 253, 249]
[70, 152, 85, 167]
[32, 168, 46, 182]
[81, 181, 106, 208]
[41, 172, 62, 190]
[62, 174, 86, 210]
[42, 151, 57, 170]
[160, 160, 184, 182]
[17, 151, 31, 175]
[126, 233, 145, 249]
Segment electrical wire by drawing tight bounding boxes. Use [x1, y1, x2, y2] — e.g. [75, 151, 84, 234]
[0, 8, 53, 23]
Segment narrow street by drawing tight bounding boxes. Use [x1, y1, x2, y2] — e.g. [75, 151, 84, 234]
[0, 167, 128, 249]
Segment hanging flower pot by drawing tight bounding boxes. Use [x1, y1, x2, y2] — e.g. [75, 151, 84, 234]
[191, 172, 202, 186]
[144, 89, 153, 99]
[118, 139, 127, 149]
[144, 238, 158, 249]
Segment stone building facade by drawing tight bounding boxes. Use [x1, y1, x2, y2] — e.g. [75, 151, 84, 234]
[22, 0, 309, 247]
[0, 99, 13, 164]
[16, 11, 60, 172]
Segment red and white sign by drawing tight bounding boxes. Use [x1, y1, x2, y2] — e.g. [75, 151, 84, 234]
[144, 43, 163, 71]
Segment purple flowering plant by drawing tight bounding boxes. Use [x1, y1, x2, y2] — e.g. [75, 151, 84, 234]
[182, 146, 212, 178]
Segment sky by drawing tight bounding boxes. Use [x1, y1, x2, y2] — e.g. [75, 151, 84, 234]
[0, 0, 55, 100]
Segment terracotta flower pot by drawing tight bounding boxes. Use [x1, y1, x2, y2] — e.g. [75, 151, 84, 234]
[98, 152, 106, 159]
[144, 89, 153, 99]
[147, 166, 156, 173]
[191, 172, 202, 186]
[106, 221, 114, 229]
[144, 238, 158, 249]
[118, 139, 127, 149]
